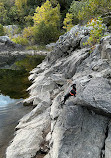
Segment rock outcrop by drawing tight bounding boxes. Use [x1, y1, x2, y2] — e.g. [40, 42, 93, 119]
[6, 25, 111, 158]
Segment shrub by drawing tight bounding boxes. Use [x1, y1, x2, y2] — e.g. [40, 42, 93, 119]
[33, 22, 60, 44]
[84, 17, 106, 49]
[11, 35, 29, 45]
[0, 24, 4, 36]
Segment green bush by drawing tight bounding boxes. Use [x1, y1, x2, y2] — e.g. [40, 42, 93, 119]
[0, 24, 4, 36]
[33, 22, 60, 44]
[11, 35, 29, 45]
[84, 17, 106, 49]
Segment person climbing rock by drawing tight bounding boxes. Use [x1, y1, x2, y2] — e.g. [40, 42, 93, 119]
[61, 83, 76, 105]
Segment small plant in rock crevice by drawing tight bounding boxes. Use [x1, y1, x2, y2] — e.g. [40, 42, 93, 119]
[84, 17, 106, 50]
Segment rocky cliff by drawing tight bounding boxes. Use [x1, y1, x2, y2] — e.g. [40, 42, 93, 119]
[6, 25, 111, 158]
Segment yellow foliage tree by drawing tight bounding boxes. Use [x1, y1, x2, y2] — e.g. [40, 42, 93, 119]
[33, 0, 61, 28]
[63, 13, 73, 32]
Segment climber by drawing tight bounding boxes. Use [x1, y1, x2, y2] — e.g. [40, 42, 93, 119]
[61, 83, 76, 104]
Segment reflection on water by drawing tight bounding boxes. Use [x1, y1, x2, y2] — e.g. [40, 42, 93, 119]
[0, 98, 32, 158]
[0, 55, 45, 158]
[0, 69, 31, 99]
[0, 94, 17, 107]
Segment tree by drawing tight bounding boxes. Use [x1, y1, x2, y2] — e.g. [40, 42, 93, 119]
[0, 2, 7, 24]
[8, 6, 19, 24]
[33, 0, 61, 28]
[78, 0, 111, 21]
[33, 21, 60, 44]
[69, 0, 86, 24]
[63, 13, 73, 31]
[15, 0, 27, 10]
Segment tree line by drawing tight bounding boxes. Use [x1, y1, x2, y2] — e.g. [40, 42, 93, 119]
[0, 0, 111, 46]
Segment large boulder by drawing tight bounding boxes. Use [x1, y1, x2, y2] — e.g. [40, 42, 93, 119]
[0, 36, 10, 43]
[49, 94, 108, 158]
[75, 78, 111, 117]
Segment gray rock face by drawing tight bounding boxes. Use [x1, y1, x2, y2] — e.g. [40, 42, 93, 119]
[46, 43, 56, 50]
[105, 122, 111, 158]
[47, 25, 91, 63]
[50, 101, 108, 158]
[101, 36, 111, 60]
[0, 36, 10, 43]
[75, 78, 111, 116]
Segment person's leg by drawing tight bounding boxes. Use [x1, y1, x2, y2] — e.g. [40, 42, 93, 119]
[64, 93, 71, 103]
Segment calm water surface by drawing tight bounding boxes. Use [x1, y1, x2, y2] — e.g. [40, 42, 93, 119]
[0, 95, 32, 158]
[0, 55, 45, 158]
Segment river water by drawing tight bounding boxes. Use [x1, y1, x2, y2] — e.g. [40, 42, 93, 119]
[0, 95, 32, 158]
[0, 55, 45, 158]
